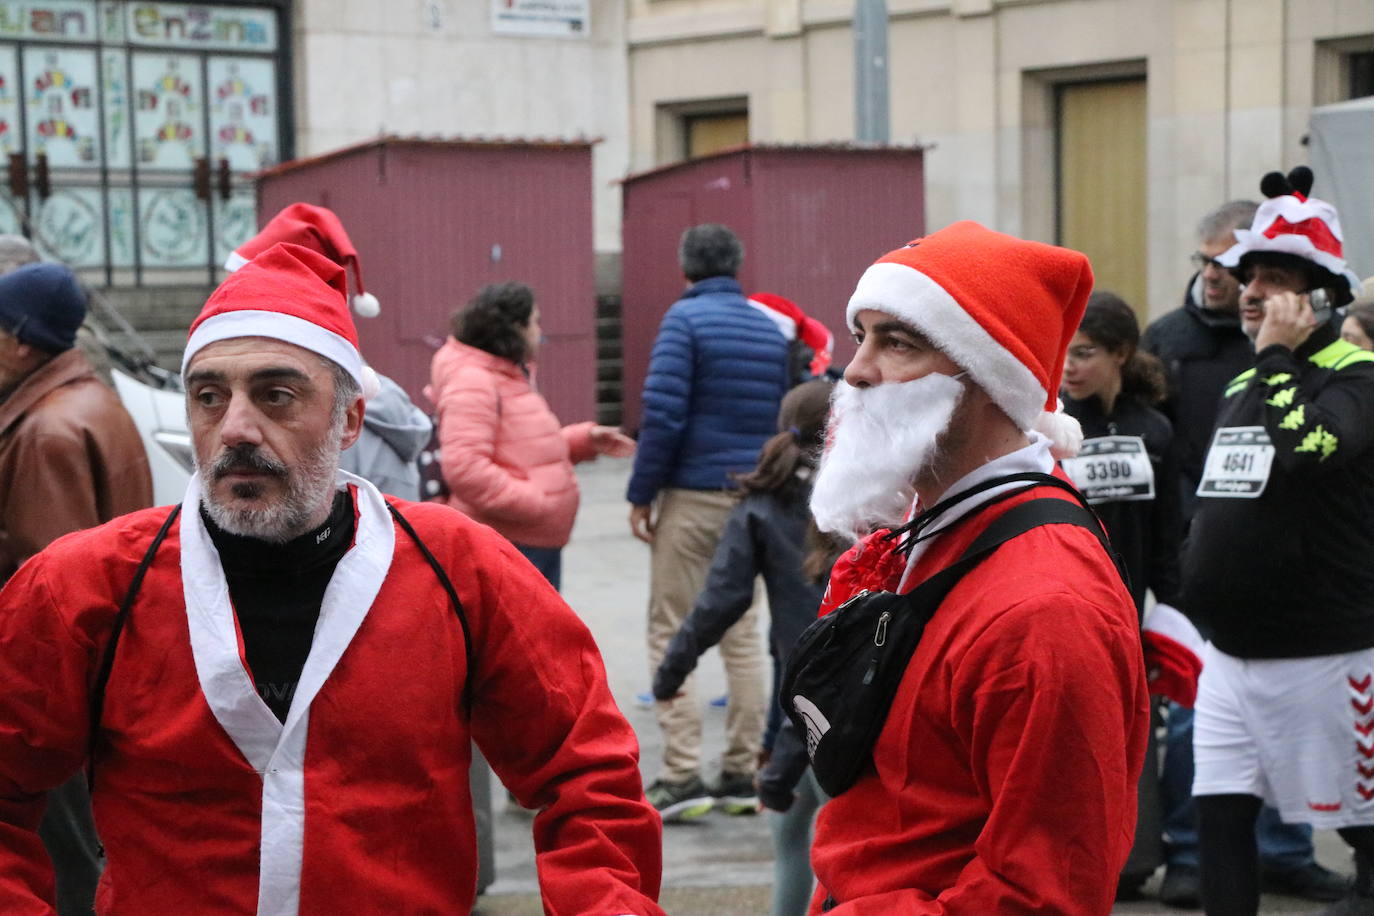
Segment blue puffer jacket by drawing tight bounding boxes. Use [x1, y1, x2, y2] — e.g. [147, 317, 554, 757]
[626, 277, 790, 505]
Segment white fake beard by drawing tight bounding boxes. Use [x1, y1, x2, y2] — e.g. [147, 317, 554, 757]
[810, 373, 965, 542]
[196, 425, 344, 544]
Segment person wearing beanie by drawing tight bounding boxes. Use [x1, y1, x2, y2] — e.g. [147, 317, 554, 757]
[803, 221, 1148, 914]
[1182, 167, 1374, 916]
[0, 260, 152, 916]
[0, 243, 665, 915]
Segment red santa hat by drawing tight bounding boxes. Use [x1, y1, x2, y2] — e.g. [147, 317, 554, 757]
[184, 242, 365, 391]
[1217, 166, 1362, 305]
[226, 202, 381, 318]
[846, 220, 1093, 458]
[748, 292, 835, 376]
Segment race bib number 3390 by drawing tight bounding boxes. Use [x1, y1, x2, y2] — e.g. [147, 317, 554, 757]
[1198, 426, 1275, 498]
[1060, 435, 1155, 504]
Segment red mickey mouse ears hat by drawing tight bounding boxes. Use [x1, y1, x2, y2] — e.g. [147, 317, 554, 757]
[226, 202, 380, 318]
[1217, 166, 1362, 305]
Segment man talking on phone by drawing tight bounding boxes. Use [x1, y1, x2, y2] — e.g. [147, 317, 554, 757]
[1183, 166, 1374, 916]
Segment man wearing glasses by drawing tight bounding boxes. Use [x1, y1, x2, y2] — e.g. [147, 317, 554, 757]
[1141, 200, 1348, 908]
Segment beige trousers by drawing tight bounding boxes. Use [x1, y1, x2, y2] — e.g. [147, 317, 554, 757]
[648, 488, 767, 783]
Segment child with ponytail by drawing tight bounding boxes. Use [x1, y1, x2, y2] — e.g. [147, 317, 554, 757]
[653, 378, 841, 916]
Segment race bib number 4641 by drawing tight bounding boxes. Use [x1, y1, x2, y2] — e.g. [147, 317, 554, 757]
[1198, 426, 1275, 498]
[1060, 435, 1155, 504]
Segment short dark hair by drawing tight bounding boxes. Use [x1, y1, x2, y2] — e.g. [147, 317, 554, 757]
[451, 282, 535, 363]
[1236, 251, 1352, 305]
[679, 224, 743, 282]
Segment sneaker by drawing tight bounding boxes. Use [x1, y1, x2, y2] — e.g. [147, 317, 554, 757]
[711, 770, 760, 815]
[1159, 864, 1201, 909]
[646, 776, 713, 822]
[1262, 861, 1351, 902]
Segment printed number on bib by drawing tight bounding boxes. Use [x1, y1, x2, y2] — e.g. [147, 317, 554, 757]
[1198, 426, 1274, 498]
[1060, 436, 1155, 504]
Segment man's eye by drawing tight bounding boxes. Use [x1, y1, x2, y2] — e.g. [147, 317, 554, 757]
[195, 390, 222, 408]
[886, 337, 917, 351]
[263, 389, 294, 407]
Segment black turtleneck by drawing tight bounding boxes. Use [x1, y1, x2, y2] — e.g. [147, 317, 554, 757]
[204, 490, 355, 722]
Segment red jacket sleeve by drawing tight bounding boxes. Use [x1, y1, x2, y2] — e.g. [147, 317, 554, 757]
[0, 553, 97, 915]
[820, 592, 1148, 915]
[462, 532, 664, 915]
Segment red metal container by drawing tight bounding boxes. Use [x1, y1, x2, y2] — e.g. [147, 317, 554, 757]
[619, 144, 925, 430]
[255, 136, 598, 423]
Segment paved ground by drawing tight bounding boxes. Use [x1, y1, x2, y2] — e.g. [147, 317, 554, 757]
[474, 457, 1352, 915]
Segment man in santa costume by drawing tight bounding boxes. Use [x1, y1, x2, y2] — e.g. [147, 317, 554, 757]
[0, 242, 664, 915]
[804, 220, 1149, 914]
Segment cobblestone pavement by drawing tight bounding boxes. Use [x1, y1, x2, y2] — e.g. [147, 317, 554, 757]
[476, 457, 1352, 915]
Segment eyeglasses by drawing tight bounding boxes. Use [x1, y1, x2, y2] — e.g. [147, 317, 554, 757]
[1190, 252, 1225, 271]
[1066, 345, 1100, 363]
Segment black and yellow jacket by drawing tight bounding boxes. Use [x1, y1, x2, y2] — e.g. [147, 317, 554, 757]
[1182, 322, 1374, 658]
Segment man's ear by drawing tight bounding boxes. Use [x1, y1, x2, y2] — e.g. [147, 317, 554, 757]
[340, 394, 366, 451]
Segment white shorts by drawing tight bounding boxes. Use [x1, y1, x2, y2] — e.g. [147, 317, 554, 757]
[1193, 642, 1374, 829]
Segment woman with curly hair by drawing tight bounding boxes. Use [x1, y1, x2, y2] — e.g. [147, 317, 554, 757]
[427, 281, 633, 588]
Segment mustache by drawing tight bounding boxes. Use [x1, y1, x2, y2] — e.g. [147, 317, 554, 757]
[209, 444, 287, 481]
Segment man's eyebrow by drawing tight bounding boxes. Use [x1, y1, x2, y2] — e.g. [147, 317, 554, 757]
[871, 320, 930, 345]
[184, 367, 313, 386]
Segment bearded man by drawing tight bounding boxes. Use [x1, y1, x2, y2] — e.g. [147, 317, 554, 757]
[802, 221, 1149, 914]
[0, 243, 664, 915]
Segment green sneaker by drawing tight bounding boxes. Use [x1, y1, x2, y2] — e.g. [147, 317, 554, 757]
[711, 770, 760, 815]
[646, 776, 713, 822]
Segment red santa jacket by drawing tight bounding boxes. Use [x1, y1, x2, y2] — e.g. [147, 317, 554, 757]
[0, 474, 663, 916]
[810, 483, 1149, 915]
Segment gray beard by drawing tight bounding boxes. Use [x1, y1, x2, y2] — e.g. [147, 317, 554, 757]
[197, 428, 344, 544]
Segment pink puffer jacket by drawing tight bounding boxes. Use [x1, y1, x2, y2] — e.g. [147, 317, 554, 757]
[427, 339, 596, 548]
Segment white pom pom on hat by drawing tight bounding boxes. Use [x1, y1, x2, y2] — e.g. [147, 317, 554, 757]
[224, 202, 382, 317]
[846, 220, 1094, 457]
[360, 364, 382, 402]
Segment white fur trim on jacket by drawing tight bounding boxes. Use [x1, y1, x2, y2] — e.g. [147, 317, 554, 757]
[182, 309, 365, 389]
[180, 470, 395, 916]
[847, 261, 1046, 429]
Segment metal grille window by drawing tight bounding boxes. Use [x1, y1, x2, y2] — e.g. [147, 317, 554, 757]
[0, 1, 290, 286]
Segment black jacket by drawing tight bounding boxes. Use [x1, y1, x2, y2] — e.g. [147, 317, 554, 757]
[653, 485, 826, 700]
[652, 482, 825, 808]
[1062, 393, 1183, 616]
[1141, 279, 1255, 522]
[1181, 324, 1374, 658]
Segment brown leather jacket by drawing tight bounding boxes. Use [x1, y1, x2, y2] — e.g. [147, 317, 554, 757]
[0, 348, 153, 581]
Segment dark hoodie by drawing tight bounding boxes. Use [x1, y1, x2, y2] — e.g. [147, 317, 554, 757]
[1141, 276, 1254, 522]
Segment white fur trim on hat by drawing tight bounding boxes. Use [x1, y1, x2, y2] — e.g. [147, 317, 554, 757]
[847, 261, 1045, 429]
[223, 250, 249, 273]
[747, 299, 798, 340]
[1219, 230, 1363, 298]
[181, 309, 365, 388]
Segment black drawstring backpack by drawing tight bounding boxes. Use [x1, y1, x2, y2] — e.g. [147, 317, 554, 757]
[780, 472, 1125, 798]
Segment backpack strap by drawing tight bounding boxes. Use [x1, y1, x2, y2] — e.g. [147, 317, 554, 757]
[88, 504, 181, 787]
[386, 502, 474, 713]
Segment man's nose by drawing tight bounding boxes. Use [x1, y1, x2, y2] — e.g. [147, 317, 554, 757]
[843, 345, 878, 389]
[217, 394, 264, 448]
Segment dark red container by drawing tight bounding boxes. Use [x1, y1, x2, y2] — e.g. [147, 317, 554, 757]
[256, 135, 598, 422]
[619, 144, 925, 430]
